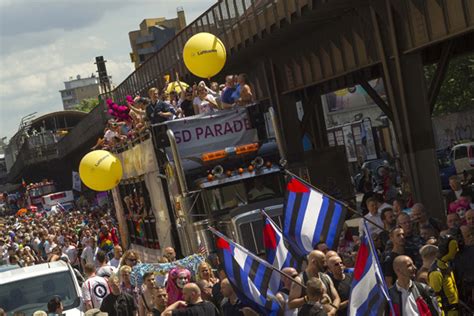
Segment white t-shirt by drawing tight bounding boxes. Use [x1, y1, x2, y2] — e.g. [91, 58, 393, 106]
[359, 212, 384, 237]
[82, 275, 110, 308]
[32, 237, 41, 252]
[109, 257, 120, 268]
[81, 246, 96, 266]
[45, 241, 56, 255]
[193, 94, 216, 114]
[81, 236, 91, 247]
[96, 264, 116, 278]
[63, 245, 78, 265]
[395, 280, 419, 316]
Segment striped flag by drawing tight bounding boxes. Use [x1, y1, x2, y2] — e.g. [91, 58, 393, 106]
[210, 227, 281, 316]
[197, 241, 208, 257]
[263, 211, 298, 270]
[348, 220, 393, 315]
[283, 177, 347, 256]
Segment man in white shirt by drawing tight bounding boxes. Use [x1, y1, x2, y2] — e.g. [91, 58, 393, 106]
[359, 197, 384, 237]
[81, 228, 92, 247]
[81, 238, 97, 269]
[109, 245, 122, 268]
[82, 263, 110, 311]
[387, 255, 441, 315]
[62, 236, 79, 267]
[45, 235, 57, 258]
[95, 250, 116, 278]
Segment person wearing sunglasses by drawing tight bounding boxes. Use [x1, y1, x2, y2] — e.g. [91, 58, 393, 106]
[276, 267, 299, 316]
[121, 249, 140, 268]
[327, 256, 352, 316]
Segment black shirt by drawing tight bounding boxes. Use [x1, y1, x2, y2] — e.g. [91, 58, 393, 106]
[221, 298, 245, 316]
[329, 273, 353, 316]
[100, 292, 137, 316]
[382, 251, 402, 281]
[298, 302, 327, 316]
[146, 100, 175, 124]
[180, 99, 195, 117]
[172, 301, 219, 316]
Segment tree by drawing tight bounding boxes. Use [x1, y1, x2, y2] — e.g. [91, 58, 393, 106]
[74, 98, 99, 113]
[425, 53, 474, 116]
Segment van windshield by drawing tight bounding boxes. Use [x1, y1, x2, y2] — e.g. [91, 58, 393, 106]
[0, 271, 79, 315]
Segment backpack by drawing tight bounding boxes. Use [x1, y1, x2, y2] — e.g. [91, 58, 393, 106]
[413, 282, 441, 316]
[301, 271, 334, 301]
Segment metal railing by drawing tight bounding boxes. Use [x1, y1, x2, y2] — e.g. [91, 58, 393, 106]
[107, 0, 308, 103]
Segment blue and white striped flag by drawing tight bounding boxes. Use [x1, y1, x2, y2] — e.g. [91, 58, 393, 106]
[210, 227, 281, 316]
[349, 220, 394, 315]
[283, 177, 347, 256]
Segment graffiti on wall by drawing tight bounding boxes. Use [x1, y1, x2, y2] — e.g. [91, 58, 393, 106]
[433, 110, 474, 149]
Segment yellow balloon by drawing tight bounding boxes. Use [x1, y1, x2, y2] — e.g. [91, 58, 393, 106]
[79, 150, 123, 191]
[183, 32, 226, 78]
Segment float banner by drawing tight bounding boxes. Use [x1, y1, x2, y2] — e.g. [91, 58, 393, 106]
[164, 108, 258, 159]
[130, 254, 205, 287]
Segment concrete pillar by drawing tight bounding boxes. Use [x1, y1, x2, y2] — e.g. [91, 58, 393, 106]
[390, 53, 445, 218]
[264, 58, 304, 163]
[311, 90, 330, 150]
[278, 93, 304, 162]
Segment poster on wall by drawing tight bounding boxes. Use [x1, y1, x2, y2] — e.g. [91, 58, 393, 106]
[72, 171, 81, 192]
[342, 124, 357, 162]
[325, 79, 386, 113]
[361, 118, 377, 160]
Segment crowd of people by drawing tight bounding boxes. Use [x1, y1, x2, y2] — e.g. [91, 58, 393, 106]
[93, 73, 254, 151]
[0, 176, 472, 316]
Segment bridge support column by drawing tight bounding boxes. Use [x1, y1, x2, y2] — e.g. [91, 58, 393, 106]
[388, 53, 445, 219]
[265, 58, 304, 163]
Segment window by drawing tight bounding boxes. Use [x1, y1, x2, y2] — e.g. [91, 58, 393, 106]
[199, 173, 285, 214]
[118, 177, 160, 249]
[202, 182, 247, 212]
[455, 146, 468, 160]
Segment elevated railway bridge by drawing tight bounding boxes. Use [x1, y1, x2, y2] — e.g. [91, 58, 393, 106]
[105, 0, 474, 218]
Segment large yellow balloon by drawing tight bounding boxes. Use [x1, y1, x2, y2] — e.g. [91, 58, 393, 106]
[79, 150, 123, 191]
[183, 32, 226, 78]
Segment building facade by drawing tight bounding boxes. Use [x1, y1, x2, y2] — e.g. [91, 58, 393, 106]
[59, 75, 105, 110]
[129, 8, 186, 69]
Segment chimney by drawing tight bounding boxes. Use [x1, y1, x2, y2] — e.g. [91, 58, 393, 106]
[76, 74, 81, 80]
[176, 7, 186, 30]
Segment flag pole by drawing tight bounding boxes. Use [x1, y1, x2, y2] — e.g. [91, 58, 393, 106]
[283, 169, 387, 232]
[208, 226, 307, 289]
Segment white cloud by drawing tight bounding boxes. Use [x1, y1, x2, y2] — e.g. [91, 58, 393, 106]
[0, 0, 216, 140]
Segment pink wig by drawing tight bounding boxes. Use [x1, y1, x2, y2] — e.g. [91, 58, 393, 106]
[166, 267, 191, 305]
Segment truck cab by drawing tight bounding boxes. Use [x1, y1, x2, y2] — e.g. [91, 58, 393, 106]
[152, 104, 286, 255]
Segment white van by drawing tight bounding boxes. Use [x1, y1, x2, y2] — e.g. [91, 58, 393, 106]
[0, 261, 83, 315]
[450, 142, 474, 175]
[42, 190, 75, 211]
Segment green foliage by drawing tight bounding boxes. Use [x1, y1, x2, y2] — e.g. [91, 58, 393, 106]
[425, 54, 474, 116]
[74, 98, 99, 113]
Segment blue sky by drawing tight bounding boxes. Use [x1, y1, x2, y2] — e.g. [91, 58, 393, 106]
[0, 0, 215, 140]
